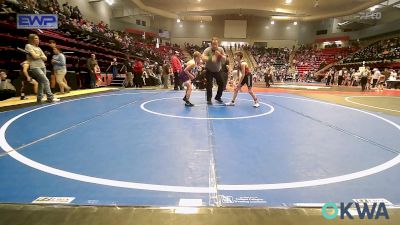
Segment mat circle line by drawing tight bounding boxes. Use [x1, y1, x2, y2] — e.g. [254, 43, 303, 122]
[140, 97, 274, 120]
[344, 96, 400, 113]
[0, 93, 399, 192]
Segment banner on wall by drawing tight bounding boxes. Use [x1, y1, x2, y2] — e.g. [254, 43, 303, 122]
[159, 29, 170, 39]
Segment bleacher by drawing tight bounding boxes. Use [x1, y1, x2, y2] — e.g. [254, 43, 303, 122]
[0, 0, 183, 93]
[342, 37, 400, 63]
[294, 47, 356, 75]
[250, 47, 290, 68]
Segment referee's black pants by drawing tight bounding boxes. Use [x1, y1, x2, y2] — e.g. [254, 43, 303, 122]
[206, 70, 224, 101]
[360, 76, 368, 91]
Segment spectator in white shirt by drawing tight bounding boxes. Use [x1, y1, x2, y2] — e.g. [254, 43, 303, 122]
[388, 70, 397, 81]
[372, 68, 381, 88]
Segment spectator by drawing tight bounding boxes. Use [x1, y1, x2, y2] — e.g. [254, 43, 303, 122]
[52, 47, 71, 94]
[73, 59, 84, 89]
[388, 69, 397, 81]
[86, 54, 98, 88]
[377, 70, 386, 92]
[133, 59, 144, 88]
[0, 70, 16, 100]
[343, 37, 399, 63]
[25, 34, 59, 103]
[360, 69, 368, 91]
[94, 63, 101, 86]
[338, 68, 344, 86]
[19, 60, 38, 100]
[62, 2, 71, 18]
[162, 62, 171, 89]
[325, 68, 333, 86]
[97, 20, 105, 31]
[142, 70, 147, 86]
[110, 57, 118, 79]
[372, 68, 381, 88]
[48, 40, 68, 90]
[123, 56, 133, 87]
[71, 5, 82, 20]
[387, 69, 399, 89]
[171, 51, 183, 90]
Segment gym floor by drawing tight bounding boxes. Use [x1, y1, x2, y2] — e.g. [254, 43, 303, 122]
[0, 84, 399, 224]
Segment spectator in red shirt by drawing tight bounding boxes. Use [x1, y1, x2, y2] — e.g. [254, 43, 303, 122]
[133, 59, 144, 88]
[171, 51, 183, 90]
[97, 20, 105, 32]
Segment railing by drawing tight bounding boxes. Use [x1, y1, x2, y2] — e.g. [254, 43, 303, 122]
[225, 49, 235, 70]
[244, 49, 258, 69]
[242, 50, 254, 71]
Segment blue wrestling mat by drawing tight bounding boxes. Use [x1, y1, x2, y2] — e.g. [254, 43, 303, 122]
[0, 90, 399, 207]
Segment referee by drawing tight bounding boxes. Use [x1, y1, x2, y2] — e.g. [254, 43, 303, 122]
[202, 37, 226, 105]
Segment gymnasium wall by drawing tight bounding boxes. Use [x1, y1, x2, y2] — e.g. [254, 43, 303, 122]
[57, 0, 112, 24]
[153, 16, 318, 48]
[68, 1, 399, 48]
[110, 18, 154, 33]
[153, 8, 399, 47]
[110, 7, 154, 32]
[246, 16, 317, 45]
[224, 20, 247, 38]
[349, 7, 400, 40]
[314, 7, 400, 41]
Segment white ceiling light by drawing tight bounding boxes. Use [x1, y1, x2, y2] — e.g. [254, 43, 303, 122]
[105, 0, 114, 5]
[285, 0, 292, 4]
[293, 21, 298, 25]
[270, 20, 275, 25]
[314, 0, 319, 7]
[197, 0, 201, 2]
[177, 18, 181, 23]
[271, 16, 291, 20]
[338, 21, 351, 26]
[369, 5, 378, 11]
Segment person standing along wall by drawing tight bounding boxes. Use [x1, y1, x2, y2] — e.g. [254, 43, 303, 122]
[372, 68, 381, 88]
[133, 59, 144, 88]
[162, 62, 171, 89]
[48, 40, 69, 91]
[325, 68, 333, 86]
[25, 34, 59, 103]
[86, 54, 97, 89]
[110, 58, 118, 79]
[171, 51, 183, 90]
[52, 47, 71, 94]
[360, 68, 368, 91]
[123, 56, 133, 87]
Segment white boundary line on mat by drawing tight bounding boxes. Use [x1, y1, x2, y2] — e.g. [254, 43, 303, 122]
[0, 93, 399, 192]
